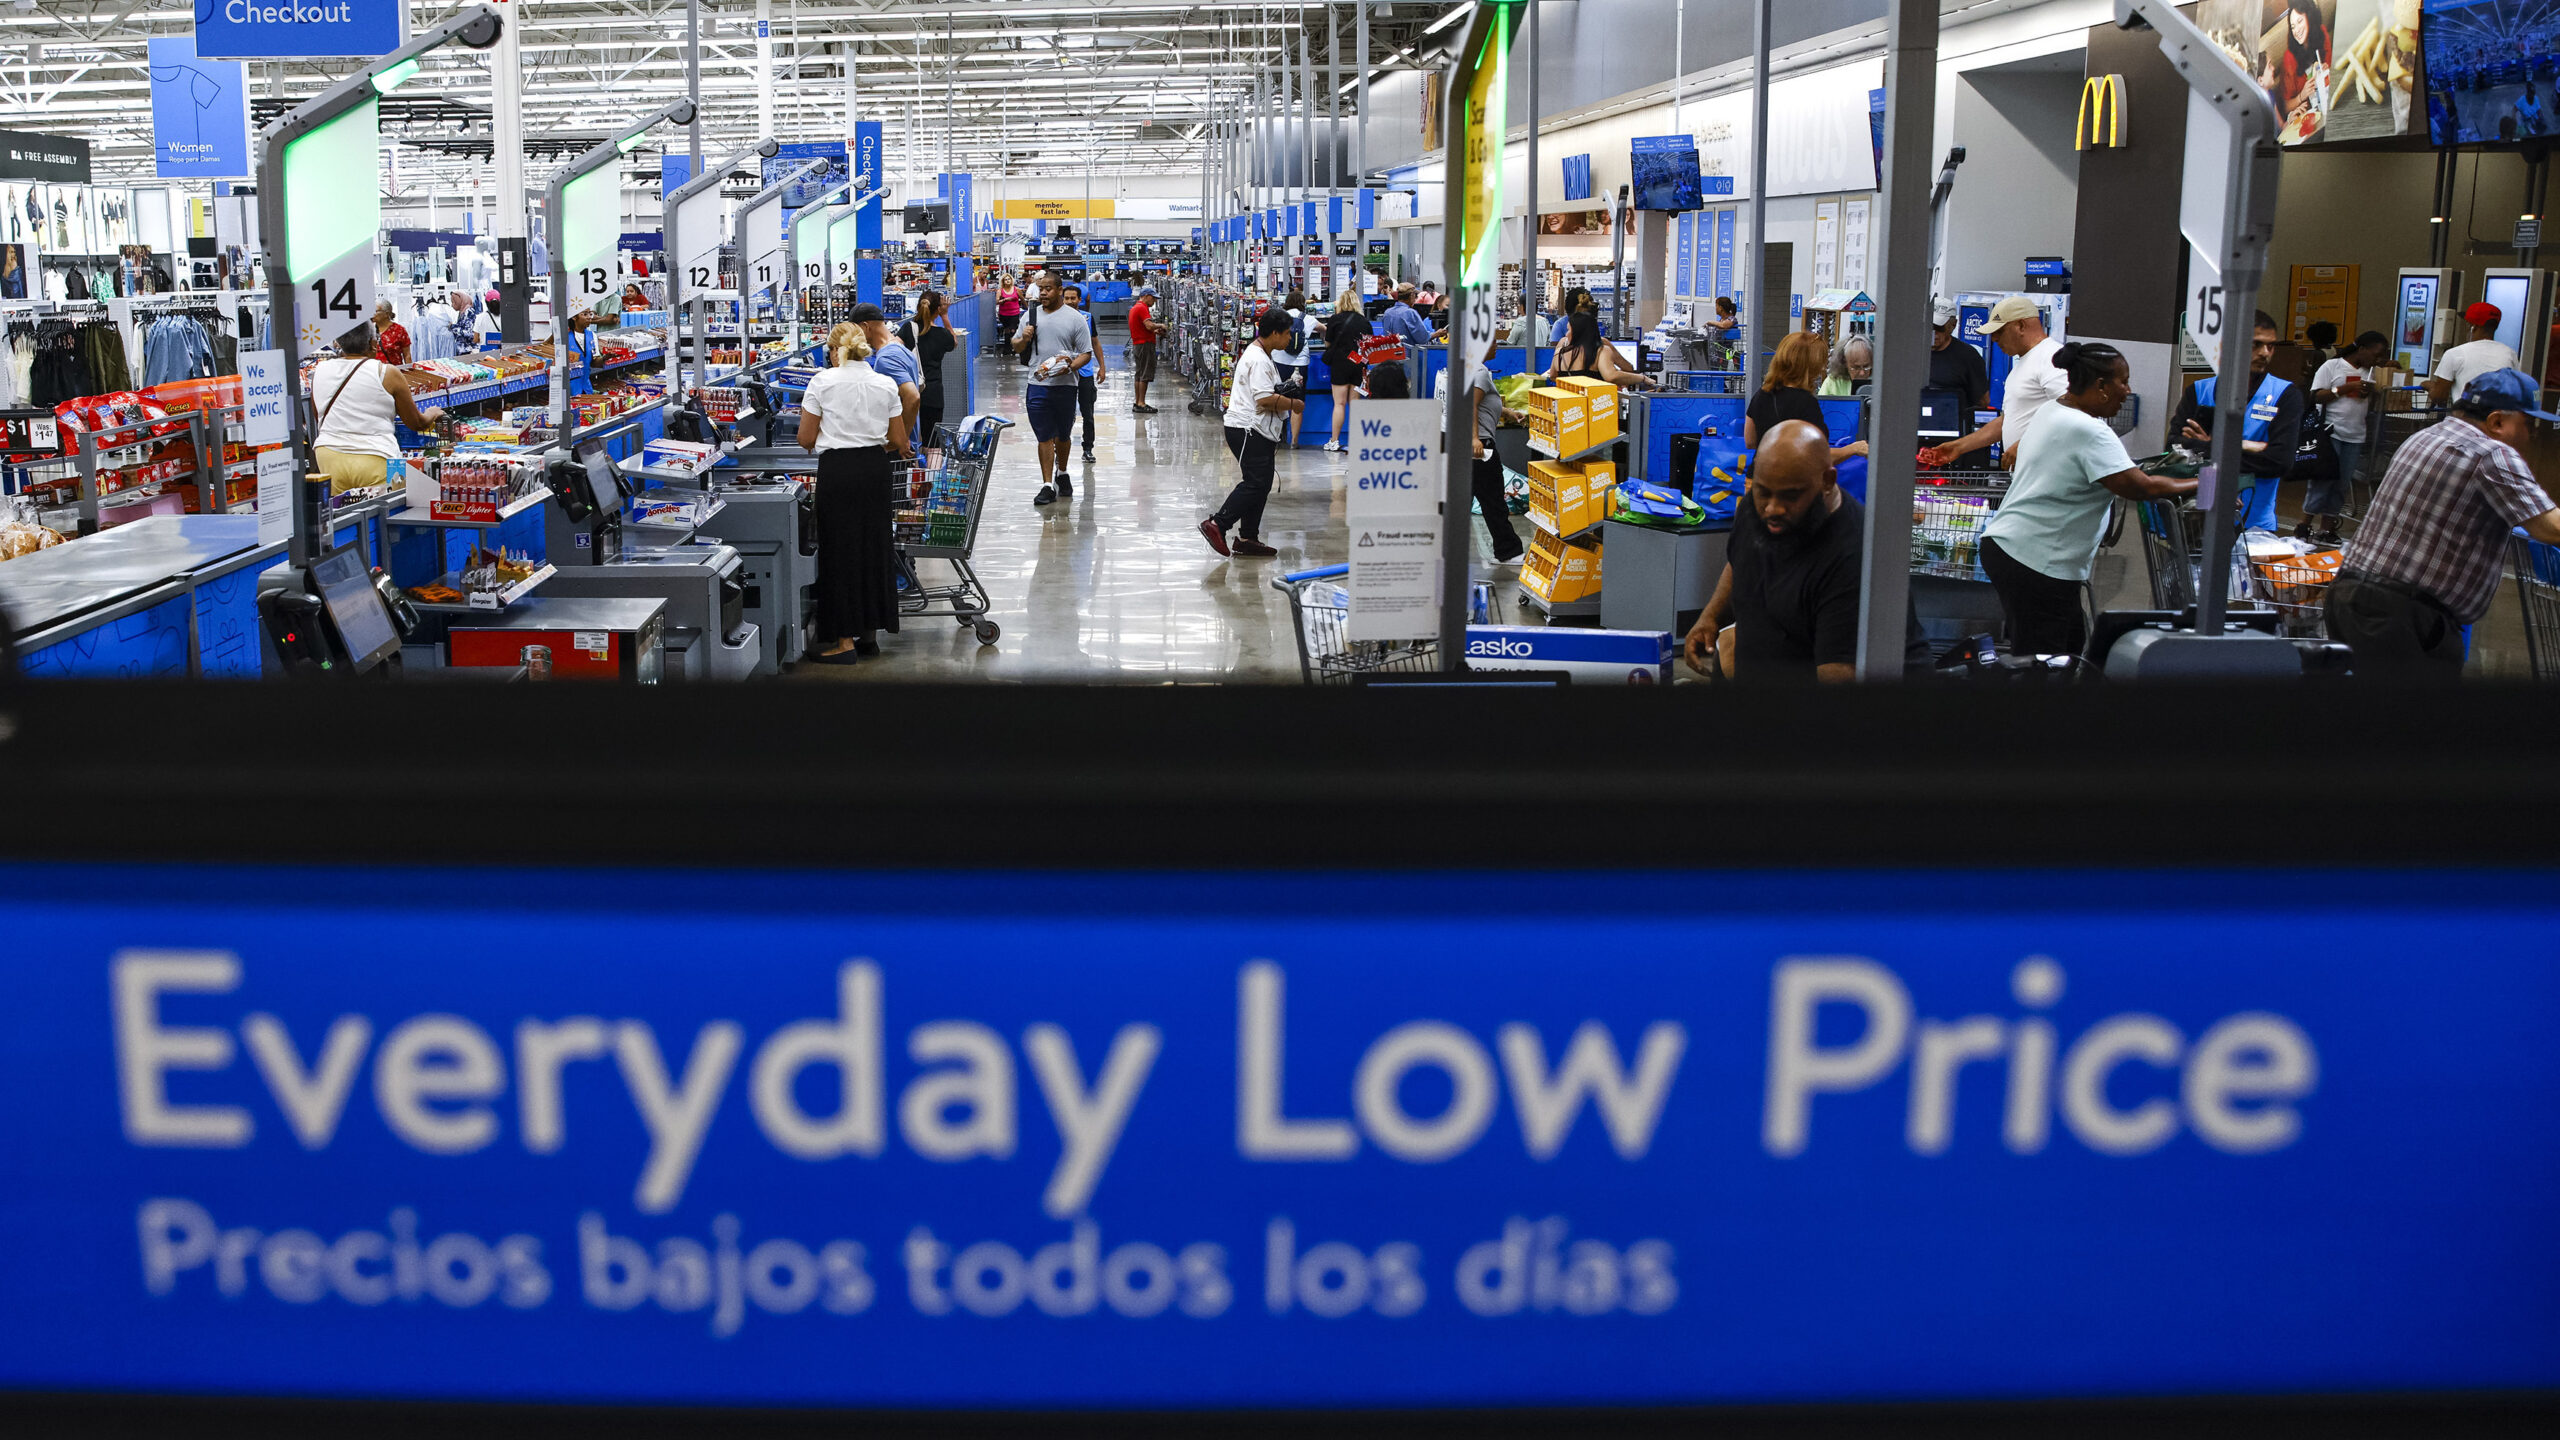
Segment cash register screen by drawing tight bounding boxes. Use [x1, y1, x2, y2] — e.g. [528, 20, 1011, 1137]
[1916, 387, 1966, 440]
[310, 545, 401, 674]
[576, 438, 624, 518]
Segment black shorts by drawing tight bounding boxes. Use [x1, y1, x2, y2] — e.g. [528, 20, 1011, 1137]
[1027, 384, 1079, 443]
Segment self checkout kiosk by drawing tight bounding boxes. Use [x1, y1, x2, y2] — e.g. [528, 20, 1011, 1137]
[536, 437, 755, 682]
[260, 543, 410, 678]
[2393, 267, 2460, 376]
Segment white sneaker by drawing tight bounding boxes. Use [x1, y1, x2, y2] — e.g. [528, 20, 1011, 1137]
[1324, 440, 1346, 453]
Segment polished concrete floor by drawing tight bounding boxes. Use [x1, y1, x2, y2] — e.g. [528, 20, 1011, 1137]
[794, 348, 1526, 683]
[789, 355, 2544, 683]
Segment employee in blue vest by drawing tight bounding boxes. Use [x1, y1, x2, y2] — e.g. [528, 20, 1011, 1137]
[2172, 309, 2302, 532]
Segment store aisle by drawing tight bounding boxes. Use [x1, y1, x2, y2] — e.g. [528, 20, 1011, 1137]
[793, 341, 1510, 683]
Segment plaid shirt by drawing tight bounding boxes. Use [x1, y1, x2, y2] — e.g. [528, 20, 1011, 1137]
[2343, 416, 2556, 622]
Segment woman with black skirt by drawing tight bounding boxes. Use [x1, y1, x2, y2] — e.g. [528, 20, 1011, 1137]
[900, 288, 955, 459]
[796, 322, 910, 666]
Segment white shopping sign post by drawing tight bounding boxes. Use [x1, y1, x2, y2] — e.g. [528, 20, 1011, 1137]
[238, 349, 288, 447]
[1345, 399, 1443, 642]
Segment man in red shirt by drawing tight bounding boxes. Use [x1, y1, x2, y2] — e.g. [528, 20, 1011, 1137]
[1128, 285, 1160, 414]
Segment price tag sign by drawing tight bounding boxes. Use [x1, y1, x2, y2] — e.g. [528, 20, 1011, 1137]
[282, 97, 380, 351]
[829, 208, 860, 286]
[2187, 242, 2226, 361]
[793, 210, 827, 291]
[560, 166, 622, 319]
[672, 186, 725, 299]
[743, 202, 784, 299]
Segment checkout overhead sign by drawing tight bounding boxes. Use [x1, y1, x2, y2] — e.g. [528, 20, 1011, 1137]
[192, 0, 403, 60]
[2, 866, 2557, 1407]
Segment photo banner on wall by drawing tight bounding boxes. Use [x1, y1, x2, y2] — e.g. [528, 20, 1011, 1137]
[192, 0, 404, 60]
[765, 141, 848, 210]
[2202, 0, 2419, 146]
[148, 37, 252, 180]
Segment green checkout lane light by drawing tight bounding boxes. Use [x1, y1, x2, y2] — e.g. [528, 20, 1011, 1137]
[283, 97, 381, 285]
[370, 57, 424, 94]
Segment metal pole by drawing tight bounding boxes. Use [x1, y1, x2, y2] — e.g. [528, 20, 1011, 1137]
[686, 0, 702, 172]
[756, 0, 773, 141]
[1853, 0, 1936, 681]
[1746, 0, 1771, 393]
[1523, 0, 1538, 373]
[1356, 0, 1369, 292]
[1329, 5, 1342, 291]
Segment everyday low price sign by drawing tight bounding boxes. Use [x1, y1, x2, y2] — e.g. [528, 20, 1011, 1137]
[1343, 398, 1441, 643]
[1, 868, 2557, 1408]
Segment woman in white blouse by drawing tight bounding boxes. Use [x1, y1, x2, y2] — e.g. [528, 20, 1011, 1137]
[796, 322, 911, 665]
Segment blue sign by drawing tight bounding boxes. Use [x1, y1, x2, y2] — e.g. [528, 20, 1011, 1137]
[148, 37, 251, 180]
[192, 0, 403, 60]
[1690, 210, 1712, 299]
[1700, 175, 1736, 196]
[1561, 154, 1593, 203]
[942, 172, 974, 296]
[659, 154, 692, 197]
[1357, 187, 1376, 230]
[1675, 213, 1694, 298]
[1715, 208, 1736, 301]
[852, 121, 883, 250]
[5, 865, 2559, 1408]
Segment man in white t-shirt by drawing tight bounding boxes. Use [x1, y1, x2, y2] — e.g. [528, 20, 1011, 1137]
[1200, 309, 1304, 558]
[1920, 295, 2066, 470]
[2428, 302, 2517, 408]
[2303, 329, 2389, 545]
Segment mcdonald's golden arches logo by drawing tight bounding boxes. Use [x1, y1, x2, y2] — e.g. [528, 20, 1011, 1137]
[2077, 74, 2128, 150]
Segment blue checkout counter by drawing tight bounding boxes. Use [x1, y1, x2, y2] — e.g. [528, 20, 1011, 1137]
[0, 515, 286, 678]
[1629, 390, 1865, 487]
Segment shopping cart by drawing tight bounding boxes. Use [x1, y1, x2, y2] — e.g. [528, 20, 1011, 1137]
[893, 414, 1010, 646]
[2242, 549, 2339, 638]
[1910, 487, 2001, 581]
[2509, 533, 2560, 681]
[1270, 563, 1439, 684]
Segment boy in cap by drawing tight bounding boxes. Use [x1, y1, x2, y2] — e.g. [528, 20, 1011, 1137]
[2427, 301, 2519, 408]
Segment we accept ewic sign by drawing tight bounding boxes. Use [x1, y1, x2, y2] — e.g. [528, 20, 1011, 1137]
[5, 869, 2556, 1406]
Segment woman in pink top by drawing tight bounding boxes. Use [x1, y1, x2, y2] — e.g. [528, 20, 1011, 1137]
[996, 279, 1024, 360]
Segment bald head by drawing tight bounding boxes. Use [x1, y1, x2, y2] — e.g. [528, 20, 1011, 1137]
[1747, 420, 1839, 537]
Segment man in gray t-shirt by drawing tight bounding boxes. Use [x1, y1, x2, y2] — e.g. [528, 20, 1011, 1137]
[1012, 271, 1095, 503]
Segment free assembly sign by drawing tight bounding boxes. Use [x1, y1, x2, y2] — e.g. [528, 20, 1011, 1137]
[6, 866, 2558, 1409]
[193, 0, 403, 60]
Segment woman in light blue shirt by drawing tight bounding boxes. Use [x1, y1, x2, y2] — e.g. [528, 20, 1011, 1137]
[1978, 342, 2197, 658]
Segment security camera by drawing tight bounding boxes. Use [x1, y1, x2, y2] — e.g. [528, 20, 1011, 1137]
[667, 98, 699, 127]
[458, 12, 504, 49]
[755, 138, 780, 159]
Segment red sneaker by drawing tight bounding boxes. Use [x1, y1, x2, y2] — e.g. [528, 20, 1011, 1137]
[1198, 518, 1231, 557]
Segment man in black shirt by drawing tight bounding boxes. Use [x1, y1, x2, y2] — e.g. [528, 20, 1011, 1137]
[1682, 420, 1929, 681]
[1927, 297, 1990, 416]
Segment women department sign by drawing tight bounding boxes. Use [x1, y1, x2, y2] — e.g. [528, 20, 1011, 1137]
[194, 0, 402, 60]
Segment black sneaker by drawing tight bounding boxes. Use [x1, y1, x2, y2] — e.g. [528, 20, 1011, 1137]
[1034, 484, 1058, 506]
[2313, 528, 2345, 548]
[1057, 474, 1074, 498]
[1082, 445, 1097, 462]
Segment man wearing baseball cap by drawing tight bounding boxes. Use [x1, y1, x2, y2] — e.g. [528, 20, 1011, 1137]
[850, 303, 921, 460]
[1925, 297, 1991, 424]
[2426, 301, 2518, 408]
[2330, 368, 2560, 680]
[1920, 294, 2065, 471]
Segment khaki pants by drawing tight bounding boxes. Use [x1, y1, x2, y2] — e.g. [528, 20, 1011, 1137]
[313, 446, 389, 494]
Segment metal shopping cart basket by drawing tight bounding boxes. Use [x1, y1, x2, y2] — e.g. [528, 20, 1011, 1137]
[892, 414, 1010, 646]
[2510, 533, 2560, 681]
[1270, 564, 1440, 684]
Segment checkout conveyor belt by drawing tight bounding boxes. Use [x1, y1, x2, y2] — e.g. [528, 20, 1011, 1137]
[0, 514, 286, 679]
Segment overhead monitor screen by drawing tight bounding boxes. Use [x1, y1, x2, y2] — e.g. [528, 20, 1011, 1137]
[2425, 0, 2559, 144]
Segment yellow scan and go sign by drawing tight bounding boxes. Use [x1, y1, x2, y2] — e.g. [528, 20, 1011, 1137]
[2077, 74, 2128, 150]
[995, 198, 1116, 220]
[1456, 7, 1510, 288]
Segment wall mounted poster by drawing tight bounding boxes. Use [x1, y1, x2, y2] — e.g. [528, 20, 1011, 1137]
[2203, 0, 2419, 146]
